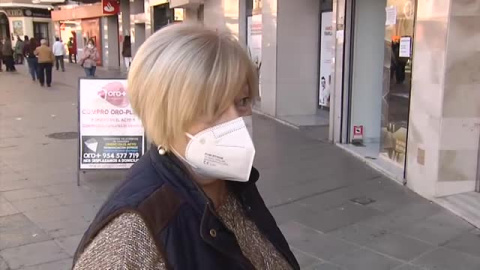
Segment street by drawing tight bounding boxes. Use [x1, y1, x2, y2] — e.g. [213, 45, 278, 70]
[1, 63, 480, 270]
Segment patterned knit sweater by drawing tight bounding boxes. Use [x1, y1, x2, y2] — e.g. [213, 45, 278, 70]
[74, 192, 293, 269]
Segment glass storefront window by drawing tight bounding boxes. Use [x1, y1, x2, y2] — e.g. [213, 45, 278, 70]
[81, 18, 102, 66]
[380, 0, 416, 168]
[345, 0, 416, 179]
[33, 22, 50, 43]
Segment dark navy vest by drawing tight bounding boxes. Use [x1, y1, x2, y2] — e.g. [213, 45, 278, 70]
[74, 147, 300, 270]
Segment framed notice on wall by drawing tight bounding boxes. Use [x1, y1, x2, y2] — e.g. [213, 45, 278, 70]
[78, 79, 145, 170]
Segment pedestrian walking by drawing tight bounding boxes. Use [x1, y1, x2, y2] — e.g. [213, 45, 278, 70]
[79, 39, 98, 77]
[121, 35, 132, 71]
[67, 36, 77, 63]
[52, 37, 66, 72]
[23, 37, 38, 81]
[72, 24, 300, 270]
[2, 36, 15, 72]
[34, 39, 54, 87]
[14, 36, 25, 64]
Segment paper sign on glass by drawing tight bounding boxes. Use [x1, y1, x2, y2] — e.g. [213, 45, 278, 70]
[385, 6, 397, 26]
[399, 37, 411, 58]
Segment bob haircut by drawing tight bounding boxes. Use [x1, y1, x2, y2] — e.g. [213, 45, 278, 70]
[127, 24, 258, 150]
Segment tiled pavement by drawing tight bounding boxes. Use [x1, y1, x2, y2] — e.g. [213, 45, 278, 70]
[1, 64, 480, 270]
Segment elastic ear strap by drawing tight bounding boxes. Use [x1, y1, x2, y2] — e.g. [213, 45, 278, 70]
[185, 133, 195, 140]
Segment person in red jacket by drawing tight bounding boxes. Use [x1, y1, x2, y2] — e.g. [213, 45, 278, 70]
[67, 32, 77, 63]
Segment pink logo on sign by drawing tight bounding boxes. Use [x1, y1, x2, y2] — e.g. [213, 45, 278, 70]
[97, 82, 129, 108]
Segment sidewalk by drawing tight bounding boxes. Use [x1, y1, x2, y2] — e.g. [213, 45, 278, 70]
[1, 64, 480, 270]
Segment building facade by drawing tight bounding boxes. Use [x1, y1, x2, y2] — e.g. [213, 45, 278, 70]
[0, 0, 54, 44]
[47, 0, 480, 223]
[51, 2, 121, 68]
[330, 0, 480, 204]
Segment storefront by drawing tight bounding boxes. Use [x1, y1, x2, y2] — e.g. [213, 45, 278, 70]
[152, 2, 183, 32]
[331, 0, 480, 210]
[330, 0, 416, 182]
[58, 20, 81, 53]
[51, 1, 120, 68]
[0, 6, 53, 44]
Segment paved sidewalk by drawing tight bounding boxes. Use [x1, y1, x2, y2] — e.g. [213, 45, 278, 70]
[1, 64, 480, 270]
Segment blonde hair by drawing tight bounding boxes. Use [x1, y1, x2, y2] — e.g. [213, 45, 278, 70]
[128, 24, 258, 150]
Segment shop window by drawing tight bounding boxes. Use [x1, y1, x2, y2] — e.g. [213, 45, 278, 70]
[346, 0, 416, 178]
[33, 22, 50, 43]
[153, 4, 181, 32]
[380, 0, 416, 168]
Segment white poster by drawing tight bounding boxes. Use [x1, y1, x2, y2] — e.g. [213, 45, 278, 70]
[79, 79, 145, 169]
[12, 21, 23, 36]
[385, 6, 397, 26]
[247, 14, 262, 96]
[399, 36, 411, 57]
[319, 12, 334, 107]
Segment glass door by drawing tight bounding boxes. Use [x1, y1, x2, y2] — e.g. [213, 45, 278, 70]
[380, 0, 416, 170]
[81, 19, 102, 66]
[0, 13, 10, 39]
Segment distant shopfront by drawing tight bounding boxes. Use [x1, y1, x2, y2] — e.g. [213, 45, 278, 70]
[332, 0, 417, 182]
[51, 1, 120, 68]
[0, 7, 53, 44]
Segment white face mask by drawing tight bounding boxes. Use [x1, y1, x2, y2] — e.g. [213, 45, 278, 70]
[182, 116, 255, 182]
[88, 44, 94, 49]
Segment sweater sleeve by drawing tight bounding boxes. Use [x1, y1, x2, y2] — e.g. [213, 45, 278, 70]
[73, 212, 168, 270]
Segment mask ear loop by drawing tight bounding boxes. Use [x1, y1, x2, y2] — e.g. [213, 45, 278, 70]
[185, 132, 207, 145]
[171, 139, 200, 170]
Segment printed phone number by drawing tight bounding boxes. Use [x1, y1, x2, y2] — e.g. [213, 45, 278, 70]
[83, 153, 140, 159]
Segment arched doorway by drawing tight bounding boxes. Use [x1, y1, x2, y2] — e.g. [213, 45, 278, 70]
[0, 12, 10, 38]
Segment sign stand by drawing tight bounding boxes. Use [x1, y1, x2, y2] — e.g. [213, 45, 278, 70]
[77, 78, 145, 186]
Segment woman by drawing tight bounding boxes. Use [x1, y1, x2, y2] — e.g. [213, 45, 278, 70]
[73, 24, 300, 270]
[2, 36, 15, 72]
[121, 35, 132, 71]
[23, 37, 38, 81]
[14, 36, 24, 64]
[79, 39, 98, 77]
